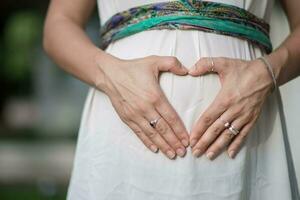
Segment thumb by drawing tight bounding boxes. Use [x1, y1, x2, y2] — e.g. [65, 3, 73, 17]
[157, 56, 188, 75]
[188, 57, 217, 76]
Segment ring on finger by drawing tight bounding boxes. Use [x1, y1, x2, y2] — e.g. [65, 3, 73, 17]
[209, 57, 215, 72]
[228, 124, 240, 136]
[219, 118, 231, 128]
[149, 116, 161, 128]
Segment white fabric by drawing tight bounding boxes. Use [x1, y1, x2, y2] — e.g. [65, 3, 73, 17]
[67, 0, 297, 199]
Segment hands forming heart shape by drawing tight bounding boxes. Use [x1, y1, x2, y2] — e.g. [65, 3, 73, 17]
[97, 54, 274, 160]
[188, 57, 273, 160]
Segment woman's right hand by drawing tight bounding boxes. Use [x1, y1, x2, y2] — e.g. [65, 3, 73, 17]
[94, 54, 190, 159]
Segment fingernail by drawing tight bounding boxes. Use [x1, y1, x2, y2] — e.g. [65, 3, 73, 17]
[166, 150, 176, 159]
[176, 148, 186, 157]
[192, 149, 202, 157]
[229, 150, 235, 159]
[206, 152, 215, 160]
[181, 139, 189, 147]
[190, 139, 197, 148]
[150, 145, 158, 153]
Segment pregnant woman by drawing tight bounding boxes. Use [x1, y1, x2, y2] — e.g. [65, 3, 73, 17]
[43, 0, 300, 199]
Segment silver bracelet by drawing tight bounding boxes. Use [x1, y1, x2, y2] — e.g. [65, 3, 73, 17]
[257, 56, 277, 91]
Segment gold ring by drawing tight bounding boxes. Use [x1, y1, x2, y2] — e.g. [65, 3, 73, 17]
[210, 57, 215, 72]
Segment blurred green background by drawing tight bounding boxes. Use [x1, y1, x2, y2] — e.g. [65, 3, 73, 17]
[0, 1, 99, 199]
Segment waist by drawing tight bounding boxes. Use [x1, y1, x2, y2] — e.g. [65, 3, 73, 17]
[104, 29, 262, 67]
[99, 0, 272, 53]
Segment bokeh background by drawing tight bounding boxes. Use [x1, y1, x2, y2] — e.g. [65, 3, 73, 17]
[0, 0, 299, 200]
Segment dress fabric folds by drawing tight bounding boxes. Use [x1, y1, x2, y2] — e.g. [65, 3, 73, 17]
[67, 0, 299, 199]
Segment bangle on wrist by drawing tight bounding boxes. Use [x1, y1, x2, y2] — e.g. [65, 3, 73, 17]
[257, 56, 278, 92]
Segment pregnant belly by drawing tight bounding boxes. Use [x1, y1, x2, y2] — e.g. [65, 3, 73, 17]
[80, 29, 266, 198]
[104, 29, 261, 131]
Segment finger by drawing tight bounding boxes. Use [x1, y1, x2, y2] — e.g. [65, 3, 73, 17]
[134, 116, 177, 160]
[189, 92, 229, 148]
[144, 110, 187, 157]
[188, 57, 229, 76]
[156, 56, 189, 75]
[227, 117, 258, 159]
[153, 91, 190, 147]
[126, 121, 159, 153]
[115, 102, 160, 154]
[191, 107, 239, 157]
[204, 115, 250, 160]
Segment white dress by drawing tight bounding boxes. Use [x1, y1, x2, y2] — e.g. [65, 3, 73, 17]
[67, 0, 299, 199]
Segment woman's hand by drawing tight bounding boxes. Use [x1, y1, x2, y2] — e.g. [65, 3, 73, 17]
[94, 54, 190, 159]
[188, 57, 274, 160]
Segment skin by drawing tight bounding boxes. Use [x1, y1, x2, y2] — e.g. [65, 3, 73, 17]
[43, 0, 190, 160]
[189, 0, 300, 160]
[43, 0, 300, 160]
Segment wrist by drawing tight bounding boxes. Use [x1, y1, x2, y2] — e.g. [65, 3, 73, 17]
[93, 49, 123, 70]
[92, 49, 122, 93]
[256, 56, 277, 92]
[93, 49, 114, 93]
[264, 46, 289, 85]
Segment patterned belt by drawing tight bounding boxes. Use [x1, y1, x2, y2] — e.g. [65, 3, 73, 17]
[99, 0, 272, 53]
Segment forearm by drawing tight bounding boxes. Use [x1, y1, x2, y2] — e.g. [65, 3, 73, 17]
[266, 24, 300, 86]
[43, 15, 117, 91]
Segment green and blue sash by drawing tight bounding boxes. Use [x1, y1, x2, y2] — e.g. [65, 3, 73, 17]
[99, 0, 272, 53]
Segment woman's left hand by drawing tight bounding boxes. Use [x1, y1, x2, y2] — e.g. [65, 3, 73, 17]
[188, 56, 274, 160]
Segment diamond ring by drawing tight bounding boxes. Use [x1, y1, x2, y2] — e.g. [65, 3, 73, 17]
[149, 117, 161, 128]
[228, 124, 240, 136]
